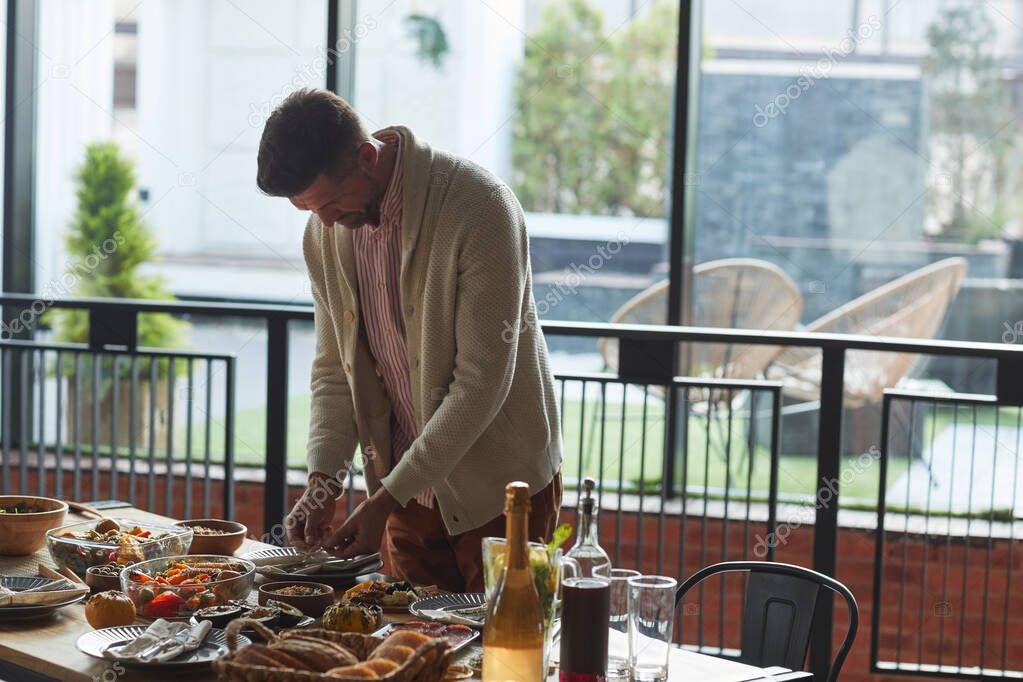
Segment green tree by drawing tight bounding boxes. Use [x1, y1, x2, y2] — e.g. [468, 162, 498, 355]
[511, 0, 678, 218]
[924, 5, 1014, 242]
[52, 142, 186, 350]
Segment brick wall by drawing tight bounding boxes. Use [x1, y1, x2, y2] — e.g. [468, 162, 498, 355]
[22, 468, 1022, 682]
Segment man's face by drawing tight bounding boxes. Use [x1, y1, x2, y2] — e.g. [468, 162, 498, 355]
[290, 147, 383, 229]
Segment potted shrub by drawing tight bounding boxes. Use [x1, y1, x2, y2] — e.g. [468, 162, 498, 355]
[51, 142, 188, 452]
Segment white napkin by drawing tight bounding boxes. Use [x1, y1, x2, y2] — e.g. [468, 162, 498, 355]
[103, 618, 212, 663]
[418, 608, 485, 627]
[0, 580, 89, 607]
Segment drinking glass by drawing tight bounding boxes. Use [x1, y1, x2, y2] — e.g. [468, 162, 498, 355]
[481, 536, 577, 676]
[627, 575, 677, 682]
[607, 568, 640, 681]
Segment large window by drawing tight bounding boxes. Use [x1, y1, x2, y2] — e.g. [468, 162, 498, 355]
[352, 0, 678, 347]
[34, 0, 327, 302]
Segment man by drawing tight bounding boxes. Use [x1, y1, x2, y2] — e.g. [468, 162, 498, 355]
[256, 89, 563, 592]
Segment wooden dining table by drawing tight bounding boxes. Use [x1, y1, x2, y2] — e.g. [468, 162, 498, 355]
[0, 506, 811, 682]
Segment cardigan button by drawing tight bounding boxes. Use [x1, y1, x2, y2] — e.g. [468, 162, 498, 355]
[343, 310, 355, 322]
[344, 362, 353, 374]
[452, 515, 459, 523]
[405, 305, 414, 317]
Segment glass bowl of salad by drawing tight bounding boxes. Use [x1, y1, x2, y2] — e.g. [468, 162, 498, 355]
[120, 554, 255, 620]
[46, 518, 193, 577]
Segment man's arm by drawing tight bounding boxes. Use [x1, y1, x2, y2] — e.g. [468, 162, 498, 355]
[288, 219, 361, 550]
[379, 185, 529, 505]
[304, 218, 360, 484]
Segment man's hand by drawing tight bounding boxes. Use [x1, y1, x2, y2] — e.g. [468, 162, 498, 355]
[323, 487, 399, 559]
[285, 474, 341, 550]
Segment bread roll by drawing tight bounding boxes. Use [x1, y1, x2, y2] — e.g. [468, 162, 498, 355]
[381, 629, 432, 650]
[370, 643, 415, 664]
[325, 663, 380, 678]
[362, 658, 401, 675]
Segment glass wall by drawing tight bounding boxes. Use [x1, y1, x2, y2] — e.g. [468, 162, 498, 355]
[352, 0, 678, 347]
[34, 0, 327, 303]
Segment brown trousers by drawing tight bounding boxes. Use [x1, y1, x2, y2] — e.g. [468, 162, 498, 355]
[382, 472, 562, 592]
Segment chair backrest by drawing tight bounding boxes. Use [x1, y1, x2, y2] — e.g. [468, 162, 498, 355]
[675, 561, 858, 682]
[769, 257, 967, 404]
[600, 259, 803, 379]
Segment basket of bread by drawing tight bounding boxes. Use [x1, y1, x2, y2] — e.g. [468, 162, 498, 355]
[213, 618, 452, 681]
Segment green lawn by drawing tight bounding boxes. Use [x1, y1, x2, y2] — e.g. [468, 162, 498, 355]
[183, 394, 904, 505]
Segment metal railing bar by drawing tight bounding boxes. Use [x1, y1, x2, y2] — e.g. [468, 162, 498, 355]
[554, 370, 783, 392]
[937, 404, 958, 668]
[978, 405, 999, 671]
[576, 381, 586, 521]
[719, 388, 734, 650]
[1001, 407, 1021, 672]
[917, 398, 938, 666]
[73, 352, 82, 501]
[203, 359, 212, 518]
[110, 356, 119, 500]
[90, 354, 99, 501]
[147, 357, 156, 512]
[636, 385, 649, 569]
[615, 384, 626, 569]
[882, 389, 998, 405]
[2, 349, 10, 495]
[223, 358, 235, 520]
[165, 358, 176, 518]
[870, 393, 892, 675]
[36, 349, 44, 496]
[3, 292, 1022, 359]
[895, 399, 916, 664]
[128, 356, 138, 506]
[18, 350, 27, 493]
[767, 388, 780, 562]
[698, 394, 711, 650]
[0, 337, 234, 361]
[184, 358, 194, 518]
[956, 405, 980, 672]
[54, 351, 62, 499]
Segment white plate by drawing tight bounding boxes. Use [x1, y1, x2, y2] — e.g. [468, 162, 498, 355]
[76, 626, 249, 669]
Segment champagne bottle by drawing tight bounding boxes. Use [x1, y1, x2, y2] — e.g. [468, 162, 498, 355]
[482, 482, 545, 682]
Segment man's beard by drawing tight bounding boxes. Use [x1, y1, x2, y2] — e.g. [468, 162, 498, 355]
[347, 173, 383, 229]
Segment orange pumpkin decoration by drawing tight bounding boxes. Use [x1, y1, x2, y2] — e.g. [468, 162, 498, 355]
[85, 590, 136, 629]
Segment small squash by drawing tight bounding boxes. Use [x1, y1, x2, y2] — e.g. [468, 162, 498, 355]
[85, 590, 137, 629]
[321, 602, 382, 634]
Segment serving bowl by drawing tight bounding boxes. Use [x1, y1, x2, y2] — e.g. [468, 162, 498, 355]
[120, 554, 255, 620]
[0, 495, 68, 555]
[85, 564, 124, 594]
[173, 519, 246, 555]
[257, 580, 335, 617]
[46, 518, 193, 577]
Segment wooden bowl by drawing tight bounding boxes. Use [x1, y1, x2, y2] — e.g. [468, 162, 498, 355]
[85, 565, 123, 594]
[0, 495, 68, 555]
[257, 581, 335, 617]
[173, 519, 246, 555]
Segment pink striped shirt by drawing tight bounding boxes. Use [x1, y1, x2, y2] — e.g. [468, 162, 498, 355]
[353, 132, 433, 508]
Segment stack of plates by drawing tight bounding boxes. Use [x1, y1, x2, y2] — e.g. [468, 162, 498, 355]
[240, 548, 384, 586]
[0, 576, 87, 620]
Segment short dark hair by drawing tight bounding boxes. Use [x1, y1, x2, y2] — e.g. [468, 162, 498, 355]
[256, 89, 370, 197]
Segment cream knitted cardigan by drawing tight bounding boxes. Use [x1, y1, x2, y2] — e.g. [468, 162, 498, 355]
[303, 126, 563, 535]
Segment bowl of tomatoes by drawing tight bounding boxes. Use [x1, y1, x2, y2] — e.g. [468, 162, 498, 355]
[120, 554, 255, 620]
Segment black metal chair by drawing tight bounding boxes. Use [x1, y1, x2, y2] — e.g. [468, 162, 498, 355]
[675, 561, 858, 682]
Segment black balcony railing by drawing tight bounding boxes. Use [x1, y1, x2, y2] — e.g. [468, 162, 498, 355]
[0, 293, 1021, 681]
